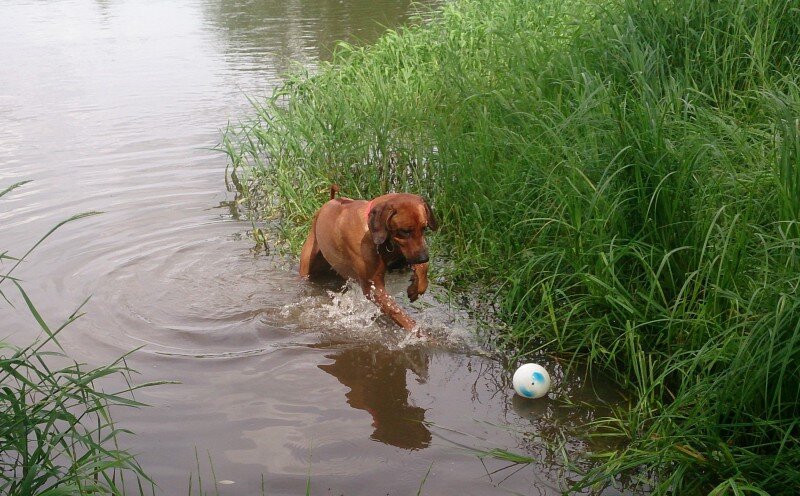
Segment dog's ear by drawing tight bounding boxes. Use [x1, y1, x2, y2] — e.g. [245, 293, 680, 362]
[369, 203, 395, 245]
[424, 200, 438, 231]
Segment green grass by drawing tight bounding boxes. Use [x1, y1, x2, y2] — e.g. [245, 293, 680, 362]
[1, 181, 157, 495]
[222, 0, 800, 493]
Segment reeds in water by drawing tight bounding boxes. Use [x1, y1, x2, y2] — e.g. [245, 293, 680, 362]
[1, 181, 156, 495]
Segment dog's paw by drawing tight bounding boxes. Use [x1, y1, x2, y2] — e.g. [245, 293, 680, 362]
[407, 286, 420, 302]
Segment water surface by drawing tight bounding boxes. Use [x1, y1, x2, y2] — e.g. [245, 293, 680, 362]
[0, 1, 618, 494]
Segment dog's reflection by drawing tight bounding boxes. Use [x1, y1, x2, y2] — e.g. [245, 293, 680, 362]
[319, 345, 431, 450]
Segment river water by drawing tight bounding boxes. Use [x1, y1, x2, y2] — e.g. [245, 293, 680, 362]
[0, 1, 620, 494]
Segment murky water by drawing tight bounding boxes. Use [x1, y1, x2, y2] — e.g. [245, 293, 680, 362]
[1, 1, 620, 494]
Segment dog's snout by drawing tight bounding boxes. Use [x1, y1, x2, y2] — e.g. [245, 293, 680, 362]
[409, 251, 429, 265]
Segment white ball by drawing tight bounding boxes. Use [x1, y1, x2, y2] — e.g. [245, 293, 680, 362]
[512, 363, 551, 399]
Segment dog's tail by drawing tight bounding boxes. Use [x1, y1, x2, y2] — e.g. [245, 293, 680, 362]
[329, 184, 340, 200]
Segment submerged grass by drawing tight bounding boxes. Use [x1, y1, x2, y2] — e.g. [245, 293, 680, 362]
[223, 0, 800, 493]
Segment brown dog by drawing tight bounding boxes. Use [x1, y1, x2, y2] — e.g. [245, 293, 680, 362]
[299, 185, 437, 333]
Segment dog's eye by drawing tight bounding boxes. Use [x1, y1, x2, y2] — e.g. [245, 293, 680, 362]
[396, 229, 412, 238]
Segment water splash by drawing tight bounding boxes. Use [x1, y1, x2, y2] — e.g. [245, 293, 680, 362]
[279, 276, 481, 352]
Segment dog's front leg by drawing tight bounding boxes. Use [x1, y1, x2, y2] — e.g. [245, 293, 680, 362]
[363, 281, 417, 332]
[407, 263, 429, 302]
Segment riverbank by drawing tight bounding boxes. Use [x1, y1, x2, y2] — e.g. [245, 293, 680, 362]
[224, 0, 800, 492]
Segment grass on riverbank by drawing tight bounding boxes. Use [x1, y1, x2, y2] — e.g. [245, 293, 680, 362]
[1, 181, 155, 495]
[223, 0, 800, 493]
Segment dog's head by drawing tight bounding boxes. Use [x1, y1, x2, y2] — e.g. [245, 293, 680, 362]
[368, 194, 437, 265]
